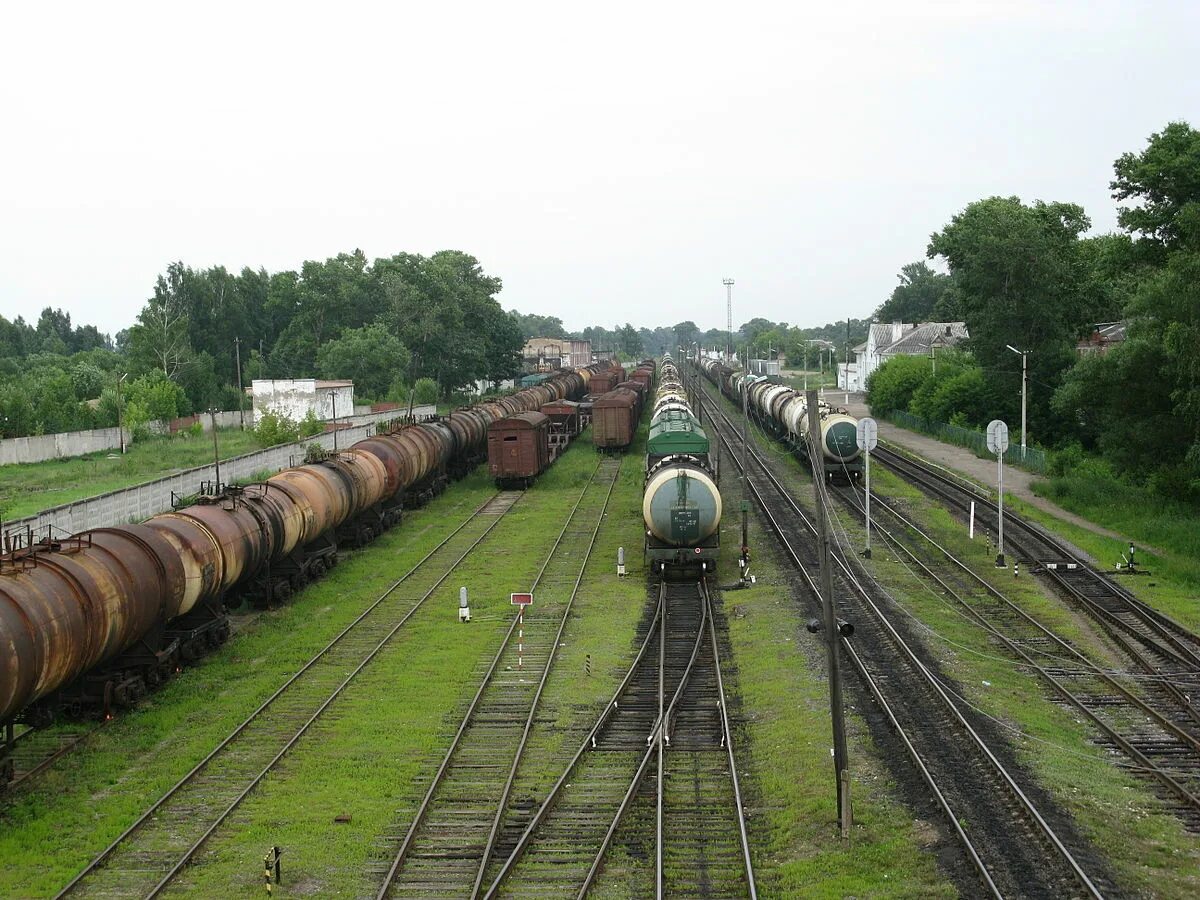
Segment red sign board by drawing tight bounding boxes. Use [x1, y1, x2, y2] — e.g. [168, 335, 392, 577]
[510, 592, 533, 606]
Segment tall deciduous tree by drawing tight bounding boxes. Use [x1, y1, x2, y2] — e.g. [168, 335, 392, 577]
[873, 262, 960, 323]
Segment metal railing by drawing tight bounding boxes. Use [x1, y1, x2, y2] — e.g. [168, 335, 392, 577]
[888, 410, 1048, 473]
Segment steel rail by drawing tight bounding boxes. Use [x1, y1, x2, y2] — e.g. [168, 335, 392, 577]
[56, 490, 517, 899]
[705, 586, 759, 899]
[482, 589, 667, 899]
[4, 722, 105, 793]
[696, 380, 1104, 899]
[577, 580, 709, 899]
[468, 459, 621, 897]
[876, 445, 1200, 672]
[376, 459, 614, 899]
[838, 482, 1200, 810]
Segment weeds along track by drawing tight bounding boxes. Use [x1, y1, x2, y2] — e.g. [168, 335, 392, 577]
[831, 478, 1200, 828]
[482, 579, 756, 900]
[55, 489, 525, 900]
[874, 447, 1200, 696]
[373, 456, 623, 899]
[3, 722, 103, 792]
[696, 383, 1108, 899]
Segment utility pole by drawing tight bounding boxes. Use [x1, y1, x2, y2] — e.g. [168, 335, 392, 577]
[723, 278, 735, 363]
[209, 408, 221, 488]
[1006, 345, 1029, 459]
[805, 389, 851, 837]
[844, 320, 849, 391]
[234, 337, 245, 430]
[329, 390, 339, 452]
[740, 350, 750, 576]
[116, 373, 128, 454]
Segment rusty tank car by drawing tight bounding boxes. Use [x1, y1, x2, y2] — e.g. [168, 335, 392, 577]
[0, 360, 609, 775]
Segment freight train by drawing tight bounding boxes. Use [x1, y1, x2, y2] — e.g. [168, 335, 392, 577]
[696, 356, 862, 482]
[592, 360, 656, 452]
[643, 355, 721, 575]
[0, 362, 609, 778]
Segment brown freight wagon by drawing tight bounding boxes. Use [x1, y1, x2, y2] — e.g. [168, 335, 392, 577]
[592, 389, 639, 452]
[588, 372, 618, 395]
[540, 400, 581, 454]
[488, 412, 552, 487]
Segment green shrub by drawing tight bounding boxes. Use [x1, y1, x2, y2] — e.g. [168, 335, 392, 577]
[299, 410, 325, 438]
[413, 377, 439, 405]
[254, 410, 301, 447]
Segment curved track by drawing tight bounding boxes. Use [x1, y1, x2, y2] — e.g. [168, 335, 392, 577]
[695, 377, 1109, 898]
[55, 490, 524, 900]
[374, 456, 623, 898]
[481, 578, 757, 899]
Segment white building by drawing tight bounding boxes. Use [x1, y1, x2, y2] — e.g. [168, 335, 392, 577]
[251, 379, 355, 424]
[840, 321, 969, 392]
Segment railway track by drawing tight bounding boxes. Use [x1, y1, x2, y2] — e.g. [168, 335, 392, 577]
[481, 578, 756, 899]
[372, 455, 623, 898]
[54, 489, 525, 900]
[830, 475, 1200, 828]
[873, 446, 1200, 686]
[2, 722, 104, 792]
[696, 381, 1109, 898]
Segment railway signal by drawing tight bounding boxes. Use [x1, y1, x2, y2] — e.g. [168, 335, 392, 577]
[986, 419, 1009, 567]
[855, 417, 878, 559]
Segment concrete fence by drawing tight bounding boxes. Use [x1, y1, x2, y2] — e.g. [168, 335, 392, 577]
[1, 407, 436, 538]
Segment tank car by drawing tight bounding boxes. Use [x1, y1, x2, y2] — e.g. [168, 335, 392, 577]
[0, 358, 611, 778]
[643, 356, 721, 576]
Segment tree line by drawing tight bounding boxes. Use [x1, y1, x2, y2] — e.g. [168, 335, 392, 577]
[0, 250, 523, 440]
[866, 121, 1200, 498]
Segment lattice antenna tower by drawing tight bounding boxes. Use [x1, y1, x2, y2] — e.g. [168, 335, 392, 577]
[723, 278, 735, 362]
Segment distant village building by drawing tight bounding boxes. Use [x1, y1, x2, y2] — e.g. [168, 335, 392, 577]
[522, 337, 592, 372]
[1076, 321, 1127, 356]
[251, 379, 355, 424]
[840, 321, 969, 392]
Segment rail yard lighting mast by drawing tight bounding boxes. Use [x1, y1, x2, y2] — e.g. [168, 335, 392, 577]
[1006, 345, 1030, 459]
[723, 278, 735, 363]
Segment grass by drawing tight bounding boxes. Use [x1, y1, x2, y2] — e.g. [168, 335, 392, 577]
[712, 442, 957, 898]
[0, 428, 265, 520]
[0, 468, 499, 896]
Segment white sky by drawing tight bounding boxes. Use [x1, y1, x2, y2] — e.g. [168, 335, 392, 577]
[1, 0, 1197, 338]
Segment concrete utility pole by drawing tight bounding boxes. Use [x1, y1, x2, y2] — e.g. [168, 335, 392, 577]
[234, 337, 245, 430]
[740, 350, 750, 575]
[723, 278, 735, 363]
[209, 408, 221, 488]
[116, 373, 128, 454]
[1006, 345, 1030, 458]
[329, 390, 339, 452]
[844, 320, 850, 391]
[805, 389, 851, 837]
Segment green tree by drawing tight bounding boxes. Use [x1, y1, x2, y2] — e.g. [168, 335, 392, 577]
[866, 355, 933, 417]
[616, 323, 643, 357]
[316, 323, 411, 400]
[874, 262, 960, 323]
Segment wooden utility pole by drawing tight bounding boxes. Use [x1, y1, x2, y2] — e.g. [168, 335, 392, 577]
[805, 389, 852, 837]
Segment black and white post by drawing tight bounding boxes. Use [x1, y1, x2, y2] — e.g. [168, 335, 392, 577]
[987, 419, 1009, 568]
[856, 417, 878, 559]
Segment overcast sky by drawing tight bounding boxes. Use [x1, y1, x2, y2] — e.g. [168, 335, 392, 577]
[2, 1, 1197, 339]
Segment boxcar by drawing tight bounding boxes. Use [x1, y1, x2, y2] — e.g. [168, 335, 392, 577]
[488, 412, 551, 487]
[588, 372, 619, 395]
[592, 389, 639, 451]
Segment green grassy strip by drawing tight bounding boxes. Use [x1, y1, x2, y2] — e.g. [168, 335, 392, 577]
[0, 429, 265, 520]
[152, 434, 630, 897]
[714, 455, 957, 898]
[0, 471, 499, 897]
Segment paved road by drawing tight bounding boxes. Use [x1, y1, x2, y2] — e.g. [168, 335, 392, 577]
[822, 390, 1140, 557]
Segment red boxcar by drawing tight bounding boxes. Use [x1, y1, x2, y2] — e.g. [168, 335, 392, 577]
[488, 412, 551, 487]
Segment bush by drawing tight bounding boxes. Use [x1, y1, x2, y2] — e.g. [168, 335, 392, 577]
[413, 377, 439, 405]
[299, 410, 325, 438]
[866, 356, 931, 417]
[254, 410, 301, 447]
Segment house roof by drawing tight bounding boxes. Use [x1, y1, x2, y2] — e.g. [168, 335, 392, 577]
[883, 322, 969, 356]
[1091, 322, 1127, 342]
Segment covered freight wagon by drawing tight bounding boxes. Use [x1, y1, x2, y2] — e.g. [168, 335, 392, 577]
[488, 412, 552, 487]
[592, 389, 639, 451]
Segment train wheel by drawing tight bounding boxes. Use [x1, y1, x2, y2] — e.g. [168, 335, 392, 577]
[328, 552, 339, 569]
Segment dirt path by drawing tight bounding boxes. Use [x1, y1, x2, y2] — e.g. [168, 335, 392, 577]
[825, 390, 1143, 552]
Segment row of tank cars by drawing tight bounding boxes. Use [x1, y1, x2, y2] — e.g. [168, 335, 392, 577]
[642, 355, 722, 575]
[0, 361, 612, 782]
[696, 356, 862, 482]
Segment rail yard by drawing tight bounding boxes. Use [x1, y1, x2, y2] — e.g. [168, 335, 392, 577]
[1, 354, 1198, 899]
